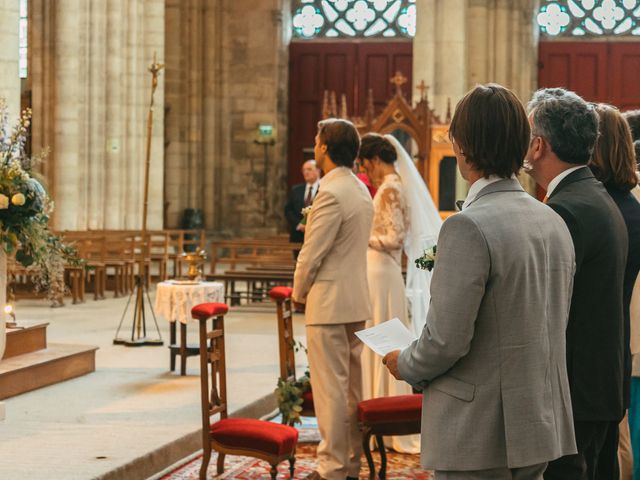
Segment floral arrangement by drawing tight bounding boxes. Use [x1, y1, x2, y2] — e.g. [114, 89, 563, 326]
[274, 339, 311, 425]
[0, 99, 79, 302]
[415, 245, 437, 271]
[299, 206, 312, 225]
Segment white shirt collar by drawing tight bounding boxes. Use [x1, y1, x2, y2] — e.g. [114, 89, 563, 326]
[306, 180, 320, 194]
[546, 165, 587, 198]
[462, 175, 509, 210]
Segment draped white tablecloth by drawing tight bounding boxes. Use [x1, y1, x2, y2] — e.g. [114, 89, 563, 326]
[154, 281, 224, 324]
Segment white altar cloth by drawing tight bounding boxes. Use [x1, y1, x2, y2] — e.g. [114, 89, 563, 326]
[154, 281, 224, 324]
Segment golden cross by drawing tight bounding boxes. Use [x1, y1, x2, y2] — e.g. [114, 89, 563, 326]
[390, 71, 407, 95]
[416, 80, 429, 100]
[148, 52, 165, 97]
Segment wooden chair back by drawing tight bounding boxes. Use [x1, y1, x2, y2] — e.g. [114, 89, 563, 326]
[198, 312, 228, 448]
[277, 295, 296, 381]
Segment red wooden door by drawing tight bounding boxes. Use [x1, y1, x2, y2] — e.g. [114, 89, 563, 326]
[538, 42, 608, 102]
[539, 41, 640, 108]
[288, 43, 357, 186]
[610, 43, 640, 110]
[357, 42, 413, 116]
[288, 41, 412, 186]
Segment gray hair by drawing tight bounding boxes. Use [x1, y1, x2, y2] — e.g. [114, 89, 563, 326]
[527, 88, 599, 165]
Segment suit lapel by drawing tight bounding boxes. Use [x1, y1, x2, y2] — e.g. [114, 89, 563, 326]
[547, 167, 594, 201]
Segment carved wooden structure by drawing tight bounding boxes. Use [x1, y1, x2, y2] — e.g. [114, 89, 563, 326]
[323, 72, 456, 216]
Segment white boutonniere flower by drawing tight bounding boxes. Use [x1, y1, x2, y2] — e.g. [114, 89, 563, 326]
[300, 206, 313, 225]
[415, 245, 437, 271]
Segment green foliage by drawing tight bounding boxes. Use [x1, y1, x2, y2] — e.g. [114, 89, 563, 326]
[274, 339, 311, 426]
[0, 100, 80, 301]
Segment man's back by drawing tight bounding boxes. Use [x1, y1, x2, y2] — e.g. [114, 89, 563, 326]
[399, 179, 577, 470]
[293, 166, 373, 325]
[547, 168, 628, 421]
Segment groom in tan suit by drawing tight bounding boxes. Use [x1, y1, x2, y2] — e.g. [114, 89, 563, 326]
[293, 118, 374, 480]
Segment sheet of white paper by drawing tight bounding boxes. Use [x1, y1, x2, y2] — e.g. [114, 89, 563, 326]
[355, 317, 418, 357]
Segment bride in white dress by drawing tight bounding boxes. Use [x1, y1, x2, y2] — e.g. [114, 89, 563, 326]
[359, 133, 442, 453]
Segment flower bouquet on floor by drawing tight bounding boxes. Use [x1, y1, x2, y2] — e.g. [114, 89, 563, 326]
[0, 100, 79, 303]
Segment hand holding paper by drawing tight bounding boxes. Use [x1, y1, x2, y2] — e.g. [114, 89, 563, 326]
[355, 317, 417, 357]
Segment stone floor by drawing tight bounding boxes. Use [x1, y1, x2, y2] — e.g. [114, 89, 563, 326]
[0, 292, 307, 480]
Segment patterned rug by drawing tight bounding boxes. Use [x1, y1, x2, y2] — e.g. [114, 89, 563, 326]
[160, 417, 433, 479]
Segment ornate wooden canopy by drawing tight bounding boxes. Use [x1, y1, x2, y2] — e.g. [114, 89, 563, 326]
[322, 72, 455, 213]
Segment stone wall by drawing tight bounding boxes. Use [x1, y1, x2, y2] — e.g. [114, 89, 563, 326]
[29, 0, 165, 230]
[164, 0, 290, 236]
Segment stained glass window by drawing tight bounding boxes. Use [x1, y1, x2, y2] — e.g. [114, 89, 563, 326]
[19, 0, 27, 78]
[292, 0, 416, 39]
[537, 0, 640, 36]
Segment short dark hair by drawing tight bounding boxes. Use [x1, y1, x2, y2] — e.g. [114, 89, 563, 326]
[317, 118, 360, 168]
[449, 83, 530, 178]
[359, 133, 397, 164]
[623, 110, 640, 141]
[527, 88, 599, 165]
[591, 104, 638, 191]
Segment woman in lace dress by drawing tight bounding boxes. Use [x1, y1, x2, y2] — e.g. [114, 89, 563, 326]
[358, 133, 419, 453]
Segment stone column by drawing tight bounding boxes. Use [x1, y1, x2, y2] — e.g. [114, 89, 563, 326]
[30, 0, 165, 230]
[413, 0, 467, 115]
[0, 0, 20, 422]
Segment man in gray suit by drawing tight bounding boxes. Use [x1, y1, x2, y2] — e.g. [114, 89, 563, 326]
[384, 84, 578, 479]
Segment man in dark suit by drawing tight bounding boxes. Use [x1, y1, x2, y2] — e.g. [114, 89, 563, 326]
[284, 159, 320, 248]
[525, 88, 628, 480]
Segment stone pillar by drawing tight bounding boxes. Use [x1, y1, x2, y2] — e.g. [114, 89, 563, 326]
[0, 0, 19, 423]
[0, 0, 20, 117]
[413, 0, 467, 115]
[466, 0, 538, 102]
[29, 0, 165, 230]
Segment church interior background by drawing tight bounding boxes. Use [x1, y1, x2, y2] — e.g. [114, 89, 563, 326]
[0, 0, 639, 478]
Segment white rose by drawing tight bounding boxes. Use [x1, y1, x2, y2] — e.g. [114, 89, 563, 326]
[11, 193, 26, 206]
[0, 194, 8, 209]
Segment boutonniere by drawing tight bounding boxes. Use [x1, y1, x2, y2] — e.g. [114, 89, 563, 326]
[415, 245, 437, 271]
[300, 206, 312, 225]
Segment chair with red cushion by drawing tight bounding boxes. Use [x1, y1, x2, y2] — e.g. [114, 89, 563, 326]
[268, 286, 315, 418]
[358, 394, 423, 480]
[193, 302, 298, 479]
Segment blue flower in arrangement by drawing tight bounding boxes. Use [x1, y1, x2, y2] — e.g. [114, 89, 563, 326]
[0, 99, 79, 301]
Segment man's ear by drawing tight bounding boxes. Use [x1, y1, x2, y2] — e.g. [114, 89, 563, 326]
[531, 136, 545, 162]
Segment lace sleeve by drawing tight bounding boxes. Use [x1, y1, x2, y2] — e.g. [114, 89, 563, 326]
[369, 181, 408, 251]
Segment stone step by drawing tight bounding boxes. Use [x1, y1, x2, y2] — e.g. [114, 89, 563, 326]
[3, 322, 49, 359]
[0, 343, 98, 400]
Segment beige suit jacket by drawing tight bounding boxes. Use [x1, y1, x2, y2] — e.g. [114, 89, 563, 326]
[293, 166, 374, 326]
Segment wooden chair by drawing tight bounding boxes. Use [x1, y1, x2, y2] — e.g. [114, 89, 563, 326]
[357, 394, 423, 480]
[268, 286, 314, 418]
[192, 302, 298, 480]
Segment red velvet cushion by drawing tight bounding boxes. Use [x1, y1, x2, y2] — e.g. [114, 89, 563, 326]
[210, 418, 298, 456]
[302, 390, 314, 411]
[191, 302, 229, 320]
[269, 286, 293, 301]
[357, 394, 423, 424]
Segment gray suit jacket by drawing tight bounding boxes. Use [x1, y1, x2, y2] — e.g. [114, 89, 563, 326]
[398, 179, 577, 471]
[293, 167, 374, 325]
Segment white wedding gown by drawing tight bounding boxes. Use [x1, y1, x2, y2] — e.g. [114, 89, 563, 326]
[361, 172, 420, 454]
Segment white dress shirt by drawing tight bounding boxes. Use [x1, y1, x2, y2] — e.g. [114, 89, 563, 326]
[546, 165, 588, 198]
[305, 180, 320, 202]
[462, 175, 513, 210]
